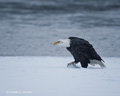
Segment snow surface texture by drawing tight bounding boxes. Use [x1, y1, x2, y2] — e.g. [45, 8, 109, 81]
[0, 57, 120, 96]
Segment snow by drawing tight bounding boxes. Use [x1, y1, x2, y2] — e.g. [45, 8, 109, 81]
[0, 56, 120, 96]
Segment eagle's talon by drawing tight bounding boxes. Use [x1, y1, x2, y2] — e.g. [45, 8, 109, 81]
[67, 61, 76, 67]
[67, 63, 72, 67]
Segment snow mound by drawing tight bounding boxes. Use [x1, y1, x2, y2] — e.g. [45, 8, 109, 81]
[0, 57, 120, 96]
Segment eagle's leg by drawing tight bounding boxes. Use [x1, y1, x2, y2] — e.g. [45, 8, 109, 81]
[67, 61, 78, 67]
[81, 62, 88, 68]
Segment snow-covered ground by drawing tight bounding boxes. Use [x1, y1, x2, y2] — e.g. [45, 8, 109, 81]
[0, 56, 120, 96]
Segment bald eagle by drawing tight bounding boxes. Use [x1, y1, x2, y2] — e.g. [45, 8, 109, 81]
[54, 37, 106, 68]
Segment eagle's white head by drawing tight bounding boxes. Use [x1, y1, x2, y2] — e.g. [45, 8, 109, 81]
[53, 39, 70, 47]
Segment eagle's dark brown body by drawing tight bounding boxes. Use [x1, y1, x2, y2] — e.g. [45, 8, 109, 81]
[67, 37, 104, 68]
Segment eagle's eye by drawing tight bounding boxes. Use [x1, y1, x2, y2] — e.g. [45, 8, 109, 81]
[58, 41, 63, 43]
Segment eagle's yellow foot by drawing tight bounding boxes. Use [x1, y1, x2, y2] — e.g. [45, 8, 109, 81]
[67, 61, 76, 67]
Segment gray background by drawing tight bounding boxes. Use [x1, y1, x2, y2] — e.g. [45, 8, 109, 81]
[0, 0, 120, 56]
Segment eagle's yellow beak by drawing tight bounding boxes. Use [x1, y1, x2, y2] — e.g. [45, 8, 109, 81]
[53, 41, 59, 45]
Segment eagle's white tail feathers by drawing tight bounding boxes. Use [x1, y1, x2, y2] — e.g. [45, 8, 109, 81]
[90, 60, 106, 68]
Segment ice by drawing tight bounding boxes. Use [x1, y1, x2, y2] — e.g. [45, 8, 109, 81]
[0, 56, 120, 96]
